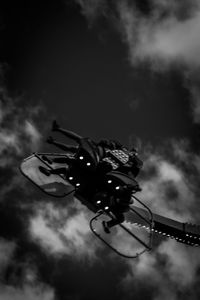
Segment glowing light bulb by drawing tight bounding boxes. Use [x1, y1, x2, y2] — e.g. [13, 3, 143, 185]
[76, 183, 80, 187]
[105, 206, 109, 210]
[69, 177, 73, 180]
[79, 156, 84, 160]
[108, 180, 112, 184]
[115, 186, 120, 190]
[97, 200, 101, 204]
[87, 162, 91, 166]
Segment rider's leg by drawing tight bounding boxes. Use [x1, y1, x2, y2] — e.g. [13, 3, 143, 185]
[39, 166, 68, 177]
[107, 212, 125, 228]
[47, 136, 78, 152]
[52, 121, 82, 143]
[50, 167, 68, 175]
[57, 129, 82, 143]
[52, 157, 73, 164]
[102, 212, 125, 234]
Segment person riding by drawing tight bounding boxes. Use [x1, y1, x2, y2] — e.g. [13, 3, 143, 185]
[39, 120, 112, 176]
[39, 121, 143, 233]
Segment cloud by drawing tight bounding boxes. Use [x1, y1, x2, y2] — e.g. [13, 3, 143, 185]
[0, 239, 16, 278]
[122, 239, 200, 300]
[24, 120, 42, 152]
[29, 200, 101, 261]
[120, 139, 200, 299]
[0, 68, 56, 298]
[0, 67, 48, 203]
[0, 87, 43, 167]
[75, 0, 107, 24]
[117, 0, 200, 69]
[116, 0, 200, 124]
[0, 284, 55, 300]
[0, 237, 55, 300]
[140, 154, 194, 222]
[74, 0, 200, 123]
[158, 239, 200, 287]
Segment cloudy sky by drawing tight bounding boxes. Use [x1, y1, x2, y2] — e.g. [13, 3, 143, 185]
[1, 0, 200, 299]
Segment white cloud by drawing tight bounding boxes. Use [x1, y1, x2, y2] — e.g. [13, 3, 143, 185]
[75, 0, 106, 24]
[117, 0, 200, 69]
[115, 0, 200, 124]
[0, 284, 55, 300]
[0, 239, 55, 300]
[30, 213, 67, 255]
[24, 121, 42, 152]
[122, 238, 200, 300]
[0, 239, 16, 277]
[139, 153, 194, 222]
[75, 0, 200, 123]
[134, 12, 200, 68]
[121, 140, 200, 299]
[0, 81, 43, 168]
[29, 201, 100, 261]
[158, 239, 200, 286]
[0, 131, 21, 155]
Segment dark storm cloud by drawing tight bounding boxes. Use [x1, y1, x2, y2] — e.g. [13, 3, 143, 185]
[0, 69, 56, 299]
[75, 0, 200, 124]
[0, 65, 129, 300]
[118, 139, 200, 300]
[29, 200, 101, 260]
[1, 1, 200, 300]
[0, 70, 44, 199]
[68, 1, 200, 299]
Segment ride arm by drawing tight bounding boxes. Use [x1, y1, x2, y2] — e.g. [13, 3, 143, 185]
[125, 198, 200, 247]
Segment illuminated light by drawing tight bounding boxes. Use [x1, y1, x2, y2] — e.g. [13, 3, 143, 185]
[159, 231, 162, 234]
[76, 183, 80, 187]
[87, 162, 91, 166]
[96, 200, 101, 204]
[108, 180, 112, 184]
[195, 244, 199, 246]
[186, 234, 189, 237]
[79, 156, 84, 160]
[167, 234, 170, 237]
[69, 177, 73, 180]
[154, 230, 158, 233]
[194, 236, 197, 239]
[104, 206, 109, 210]
[115, 186, 120, 190]
[162, 233, 166, 236]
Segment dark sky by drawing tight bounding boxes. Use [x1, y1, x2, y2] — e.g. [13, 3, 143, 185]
[1, 0, 196, 143]
[1, 1, 200, 300]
